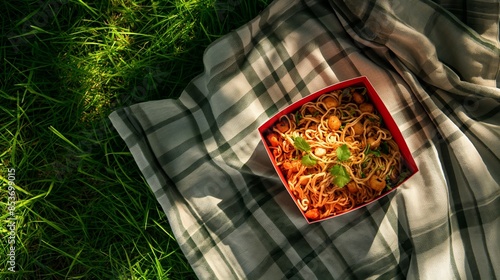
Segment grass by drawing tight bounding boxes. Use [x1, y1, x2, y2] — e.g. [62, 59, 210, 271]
[0, 0, 271, 278]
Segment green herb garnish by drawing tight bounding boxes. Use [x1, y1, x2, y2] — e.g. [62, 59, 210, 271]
[380, 141, 390, 154]
[355, 87, 367, 95]
[301, 154, 317, 167]
[293, 136, 311, 152]
[295, 111, 302, 126]
[330, 164, 350, 188]
[336, 144, 351, 161]
[364, 144, 381, 157]
[293, 136, 317, 166]
[342, 88, 351, 96]
[385, 175, 393, 190]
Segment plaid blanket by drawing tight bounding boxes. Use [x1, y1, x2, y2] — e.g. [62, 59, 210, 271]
[109, 0, 500, 279]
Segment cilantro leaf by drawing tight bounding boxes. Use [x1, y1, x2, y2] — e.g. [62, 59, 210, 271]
[293, 136, 311, 152]
[385, 176, 393, 190]
[329, 164, 350, 188]
[364, 144, 381, 157]
[380, 141, 390, 154]
[336, 144, 351, 161]
[295, 111, 302, 126]
[371, 149, 381, 157]
[342, 88, 351, 96]
[301, 154, 317, 167]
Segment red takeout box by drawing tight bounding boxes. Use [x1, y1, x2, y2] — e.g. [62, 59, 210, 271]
[258, 76, 418, 223]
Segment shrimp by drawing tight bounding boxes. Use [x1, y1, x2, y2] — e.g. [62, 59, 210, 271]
[283, 160, 301, 172]
[352, 92, 365, 104]
[359, 103, 374, 113]
[346, 181, 358, 193]
[327, 115, 341, 131]
[353, 122, 364, 135]
[323, 96, 339, 109]
[368, 175, 386, 192]
[266, 132, 281, 147]
[304, 208, 320, 220]
[314, 147, 327, 157]
[367, 136, 380, 149]
[276, 120, 289, 133]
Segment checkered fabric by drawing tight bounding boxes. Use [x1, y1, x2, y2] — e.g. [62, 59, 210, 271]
[109, 0, 500, 279]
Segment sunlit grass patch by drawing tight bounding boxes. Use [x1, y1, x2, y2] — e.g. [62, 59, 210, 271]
[1, 0, 271, 278]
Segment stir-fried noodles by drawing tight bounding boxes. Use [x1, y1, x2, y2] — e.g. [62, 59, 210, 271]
[265, 87, 408, 220]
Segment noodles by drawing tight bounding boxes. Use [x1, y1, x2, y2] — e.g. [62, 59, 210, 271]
[265, 87, 408, 220]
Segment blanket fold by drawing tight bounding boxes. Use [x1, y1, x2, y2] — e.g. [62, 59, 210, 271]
[109, 0, 500, 279]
